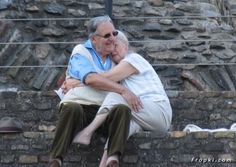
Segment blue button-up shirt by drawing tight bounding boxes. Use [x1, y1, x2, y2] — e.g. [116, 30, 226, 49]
[68, 40, 113, 83]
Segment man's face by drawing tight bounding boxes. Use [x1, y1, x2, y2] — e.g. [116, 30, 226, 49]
[92, 22, 117, 57]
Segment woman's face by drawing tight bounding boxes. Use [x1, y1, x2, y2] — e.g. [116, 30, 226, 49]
[111, 40, 128, 63]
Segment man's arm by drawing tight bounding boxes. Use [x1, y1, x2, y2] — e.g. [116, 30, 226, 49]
[61, 78, 82, 94]
[85, 73, 142, 111]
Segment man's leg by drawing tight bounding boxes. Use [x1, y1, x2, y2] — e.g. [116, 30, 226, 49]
[105, 104, 131, 157]
[49, 102, 98, 166]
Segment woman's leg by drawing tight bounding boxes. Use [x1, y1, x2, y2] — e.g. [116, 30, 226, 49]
[131, 99, 172, 133]
[99, 149, 108, 167]
[99, 140, 119, 167]
[73, 92, 129, 145]
[73, 110, 109, 145]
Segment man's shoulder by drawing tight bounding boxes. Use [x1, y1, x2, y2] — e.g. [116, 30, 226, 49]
[72, 44, 85, 54]
[71, 43, 93, 61]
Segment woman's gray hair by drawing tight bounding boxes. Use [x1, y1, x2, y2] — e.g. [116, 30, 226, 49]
[116, 30, 129, 47]
[87, 15, 113, 38]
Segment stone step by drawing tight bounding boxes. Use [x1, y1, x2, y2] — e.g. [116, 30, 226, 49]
[0, 131, 236, 167]
[1, 91, 236, 131]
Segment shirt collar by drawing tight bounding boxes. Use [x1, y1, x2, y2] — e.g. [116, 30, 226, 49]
[84, 39, 94, 50]
[84, 39, 112, 63]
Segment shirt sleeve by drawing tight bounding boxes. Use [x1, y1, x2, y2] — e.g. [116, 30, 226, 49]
[122, 53, 148, 74]
[68, 53, 97, 83]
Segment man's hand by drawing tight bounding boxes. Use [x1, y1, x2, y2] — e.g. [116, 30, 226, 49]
[121, 88, 143, 112]
[61, 78, 82, 94]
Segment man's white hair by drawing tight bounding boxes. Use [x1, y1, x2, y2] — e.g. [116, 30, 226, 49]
[87, 15, 113, 38]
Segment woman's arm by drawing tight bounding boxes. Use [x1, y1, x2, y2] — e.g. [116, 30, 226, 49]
[100, 61, 139, 82]
[85, 73, 143, 111]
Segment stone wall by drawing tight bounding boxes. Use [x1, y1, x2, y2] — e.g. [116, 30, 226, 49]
[1, 90, 236, 131]
[0, 90, 236, 167]
[0, 0, 236, 91]
[1, 131, 236, 167]
[1, 0, 236, 166]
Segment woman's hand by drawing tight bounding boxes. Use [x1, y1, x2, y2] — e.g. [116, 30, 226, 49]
[121, 88, 143, 112]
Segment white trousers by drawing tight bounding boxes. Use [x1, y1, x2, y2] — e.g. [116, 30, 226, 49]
[98, 92, 172, 137]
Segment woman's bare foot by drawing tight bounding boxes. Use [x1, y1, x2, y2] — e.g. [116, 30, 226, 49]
[106, 155, 119, 167]
[72, 129, 92, 145]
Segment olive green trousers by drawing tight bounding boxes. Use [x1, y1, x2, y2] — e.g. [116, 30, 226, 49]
[50, 102, 131, 161]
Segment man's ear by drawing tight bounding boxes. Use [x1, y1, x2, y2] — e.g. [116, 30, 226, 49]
[91, 36, 97, 44]
[90, 36, 94, 42]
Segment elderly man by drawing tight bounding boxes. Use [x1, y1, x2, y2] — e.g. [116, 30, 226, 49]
[49, 16, 141, 167]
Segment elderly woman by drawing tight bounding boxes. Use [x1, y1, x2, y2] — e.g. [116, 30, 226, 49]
[73, 30, 172, 167]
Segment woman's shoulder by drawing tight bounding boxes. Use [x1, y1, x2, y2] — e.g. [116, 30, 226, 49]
[126, 52, 149, 64]
[126, 52, 142, 60]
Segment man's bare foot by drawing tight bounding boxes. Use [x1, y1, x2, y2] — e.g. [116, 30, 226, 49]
[72, 129, 92, 145]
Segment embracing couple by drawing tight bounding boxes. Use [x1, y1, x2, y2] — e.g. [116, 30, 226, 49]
[48, 15, 172, 167]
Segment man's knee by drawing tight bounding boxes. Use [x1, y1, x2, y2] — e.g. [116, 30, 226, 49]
[60, 102, 83, 116]
[112, 104, 131, 117]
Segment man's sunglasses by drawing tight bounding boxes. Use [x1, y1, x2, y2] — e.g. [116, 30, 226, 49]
[95, 31, 118, 39]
